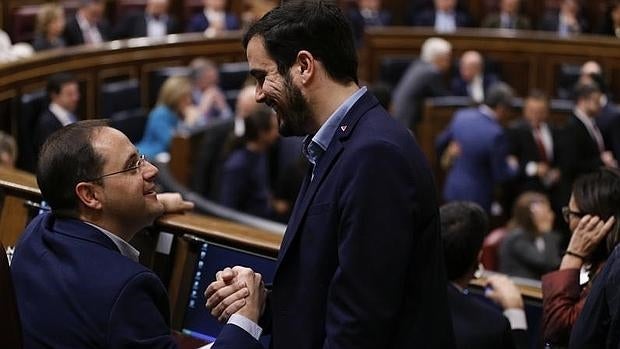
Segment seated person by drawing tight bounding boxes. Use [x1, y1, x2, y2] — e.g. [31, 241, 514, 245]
[33, 3, 66, 51]
[500, 192, 562, 279]
[187, 0, 240, 34]
[218, 107, 282, 219]
[440, 201, 528, 349]
[35, 73, 80, 154]
[539, 0, 588, 36]
[188, 58, 233, 125]
[11, 120, 193, 347]
[346, 0, 392, 46]
[569, 169, 620, 348]
[598, 0, 620, 37]
[410, 0, 471, 33]
[136, 76, 193, 159]
[450, 50, 499, 104]
[0, 131, 16, 168]
[63, 0, 111, 46]
[113, 0, 179, 39]
[481, 0, 531, 30]
[541, 168, 619, 347]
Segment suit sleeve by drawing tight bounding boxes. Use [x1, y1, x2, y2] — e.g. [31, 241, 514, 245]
[107, 271, 177, 348]
[541, 269, 588, 345]
[490, 131, 517, 183]
[323, 141, 416, 348]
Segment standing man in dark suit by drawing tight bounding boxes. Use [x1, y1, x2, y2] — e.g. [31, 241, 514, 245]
[563, 83, 618, 188]
[34, 73, 80, 155]
[63, 0, 110, 46]
[411, 0, 472, 32]
[205, 1, 455, 348]
[506, 91, 563, 210]
[437, 82, 519, 212]
[11, 120, 194, 347]
[391, 37, 452, 129]
[186, 0, 240, 34]
[441, 202, 529, 349]
[113, 0, 179, 40]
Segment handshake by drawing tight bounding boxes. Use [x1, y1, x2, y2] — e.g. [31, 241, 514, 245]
[205, 266, 268, 324]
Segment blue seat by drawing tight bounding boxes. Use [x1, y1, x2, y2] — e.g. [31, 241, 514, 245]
[100, 79, 141, 119]
[218, 62, 249, 92]
[17, 91, 47, 172]
[148, 67, 192, 107]
[109, 108, 148, 144]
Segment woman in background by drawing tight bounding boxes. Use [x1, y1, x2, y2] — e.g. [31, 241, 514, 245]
[137, 76, 193, 159]
[541, 168, 619, 347]
[33, 3, 66, 51]
[500, 191, 562, 279]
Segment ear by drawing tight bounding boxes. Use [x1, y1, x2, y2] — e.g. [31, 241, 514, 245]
[296, 50, 315, 85]
[75, 182, 103, 210]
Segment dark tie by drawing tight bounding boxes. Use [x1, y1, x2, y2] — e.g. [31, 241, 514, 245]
[533, 127, 548, 163]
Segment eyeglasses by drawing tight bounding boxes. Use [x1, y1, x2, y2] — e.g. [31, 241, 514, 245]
[562, 206, 585, 223]
[86, 154, 146, 182]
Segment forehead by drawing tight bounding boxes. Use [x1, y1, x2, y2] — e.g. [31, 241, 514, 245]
[91, 127, 135, 164]
[247, 37, 277, 72]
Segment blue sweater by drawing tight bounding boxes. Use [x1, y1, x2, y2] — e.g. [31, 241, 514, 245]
[136, 105, 179, 158]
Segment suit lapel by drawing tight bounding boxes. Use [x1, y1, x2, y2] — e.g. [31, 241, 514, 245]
[275, 92, 380, 271]
[47, 215, 120, 253]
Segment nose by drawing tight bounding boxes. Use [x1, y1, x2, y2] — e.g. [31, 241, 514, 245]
[142, 159, 159, 180]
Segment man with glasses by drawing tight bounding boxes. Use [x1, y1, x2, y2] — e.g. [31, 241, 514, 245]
[11, 120, 195, 348]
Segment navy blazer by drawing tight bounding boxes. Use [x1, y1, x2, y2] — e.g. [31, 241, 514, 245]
[214, 91, 454, 348]
[561, 113, 604, 186]
[34, 108, 64, 155]
[449, 73, 499, 100]
[11, 213, 176, 348]
[112, 12, 179, 39]
[437, 107, 517, 211]
[186, 12, 239, 32]
[448, 284, 527, 349]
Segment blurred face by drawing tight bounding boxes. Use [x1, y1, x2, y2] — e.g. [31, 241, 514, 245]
[83, 2, 105, 23]
[561, 0, 578, 15]
[501, 0, 520, 15]
[531, 200, 555, 234]
[205, 0, 227, 11]
[235, 88, 260, 119]
[459, 54, 482, 82]
[90, 127, 164, 234]
[52, 82, 80, 113]
[176, 92, 193, 118]
[612, 5, 620, 25]
[198, 67, 219, 90]
[435, 0, 456, 12]
[48, 11, 66, 37]
[581, 92, 603, 117]
[247, 36, 313, 137]
[523, 98, 549, 127]
[434, 52, 452, 73]
[146, 0, 169, 16]
[259, 113, 280, 147]
[359, 0, 381, 11]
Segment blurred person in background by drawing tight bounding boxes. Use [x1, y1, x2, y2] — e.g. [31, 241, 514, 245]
[410, 0, 472, 32]
[33, 3, 66, 51]
[539, 0, 588, 36]
[500, 192, 562, 279]
[136, 76, 193, 159]
[187, 0, 239, 35]
[188, 58, 233, 126]
[113, 0, 179, 39]
[63, 0, 110, 46]
[482, 0, 531, 30]
[450, 50, 499, 104]
[541, 168, 619, 347]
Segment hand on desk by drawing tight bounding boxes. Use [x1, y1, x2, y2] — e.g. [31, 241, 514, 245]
[156, 193, 195, 213]
[205, 266, 266, 323]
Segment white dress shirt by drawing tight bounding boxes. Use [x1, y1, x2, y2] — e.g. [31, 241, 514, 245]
[49, 103, 77, 126]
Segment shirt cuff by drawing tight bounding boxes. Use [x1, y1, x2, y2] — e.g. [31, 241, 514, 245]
[503, 308, 527, 330]
[227, 314, 263, 340]
[525, 161, 538, 177]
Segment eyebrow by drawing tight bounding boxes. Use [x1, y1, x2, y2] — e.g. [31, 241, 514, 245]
[122, 152, 138, 169]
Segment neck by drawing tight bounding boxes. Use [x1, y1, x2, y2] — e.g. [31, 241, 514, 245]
[246, 141, 265, 153]
[79, 212, 136, 242]
[306, 79, 359, 134]
[453, 273, 474, 289]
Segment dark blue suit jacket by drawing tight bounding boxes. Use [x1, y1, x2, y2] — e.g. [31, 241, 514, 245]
[214, 91, 454, 348]
[186, 12, 239, 32]
[450, 73, 499, 100]
[437, 107, 517, 211]
[11, 213, 176, 348]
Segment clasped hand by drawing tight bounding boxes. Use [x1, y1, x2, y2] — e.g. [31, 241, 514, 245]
[205, 266, 267, 323]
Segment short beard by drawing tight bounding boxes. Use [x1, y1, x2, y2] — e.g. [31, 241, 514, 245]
[278, 73, 312, 137]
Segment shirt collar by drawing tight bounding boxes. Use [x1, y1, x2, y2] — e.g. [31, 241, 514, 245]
[574, 107, 594, 127]
[84, 222, 140, 263]
[302, 86, 367, 165]
[49, 103, 75, 126]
